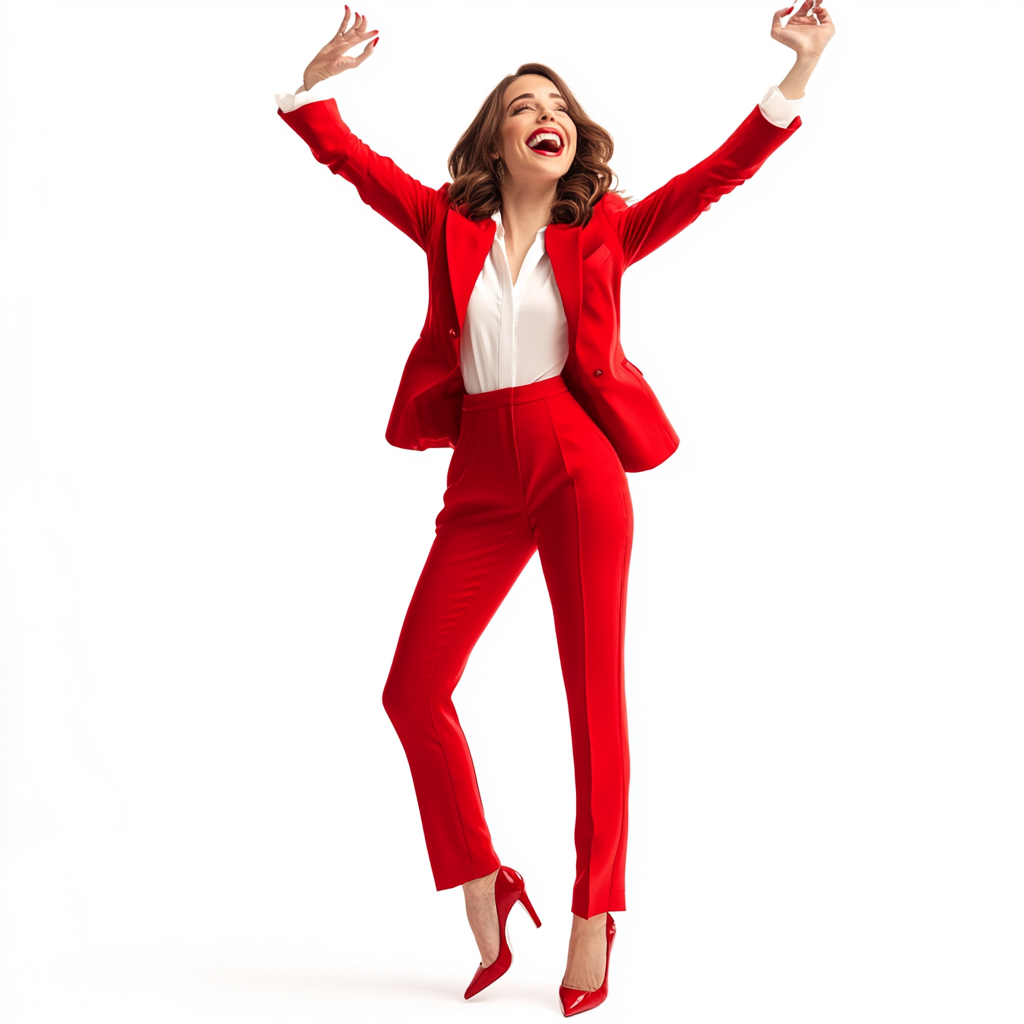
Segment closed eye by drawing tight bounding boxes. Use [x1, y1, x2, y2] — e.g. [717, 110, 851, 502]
[512, 103, 569, 114]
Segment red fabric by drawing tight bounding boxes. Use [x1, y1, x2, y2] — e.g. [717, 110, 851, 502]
[381, 376, 633, 918]
[277, 98, 801, 472]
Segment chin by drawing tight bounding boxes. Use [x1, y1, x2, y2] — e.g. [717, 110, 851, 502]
[528, 161, 571, 181]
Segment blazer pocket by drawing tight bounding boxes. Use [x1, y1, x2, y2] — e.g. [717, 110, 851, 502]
[583, 243, 612, 269]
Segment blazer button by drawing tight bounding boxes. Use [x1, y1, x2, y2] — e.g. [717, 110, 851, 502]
[449, 328, 458, 339]
[593, 369, 603, 376]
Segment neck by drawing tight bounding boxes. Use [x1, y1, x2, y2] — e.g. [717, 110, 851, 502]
[499, 179, 558, 248]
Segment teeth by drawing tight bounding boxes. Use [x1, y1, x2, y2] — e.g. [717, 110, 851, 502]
[528, 132, 562, 149]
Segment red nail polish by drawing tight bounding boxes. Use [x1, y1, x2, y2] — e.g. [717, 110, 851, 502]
[372, 36, 379, 46]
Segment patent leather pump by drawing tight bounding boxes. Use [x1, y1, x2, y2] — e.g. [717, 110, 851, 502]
[558, 912, 616, 1017]
[463, 865, 542, 1000]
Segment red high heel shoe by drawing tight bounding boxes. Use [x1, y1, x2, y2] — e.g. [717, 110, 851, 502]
[558, 912, 616, 1016]
[463, 865, 542, 1000]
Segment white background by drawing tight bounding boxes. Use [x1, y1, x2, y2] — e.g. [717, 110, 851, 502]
[1, 1, 1021, 1021]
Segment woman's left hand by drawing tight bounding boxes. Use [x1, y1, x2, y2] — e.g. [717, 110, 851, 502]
[771, 1, 836, 59]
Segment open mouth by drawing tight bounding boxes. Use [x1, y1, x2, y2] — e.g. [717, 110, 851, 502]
[526, 128, 565, 157]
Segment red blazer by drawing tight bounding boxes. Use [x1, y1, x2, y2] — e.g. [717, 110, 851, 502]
[278, 98, 801, 472]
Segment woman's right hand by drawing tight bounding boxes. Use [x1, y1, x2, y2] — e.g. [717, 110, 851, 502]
[300, 6, 379, 93]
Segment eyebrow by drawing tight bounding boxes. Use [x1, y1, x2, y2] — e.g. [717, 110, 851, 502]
[507, 92, 565, 110]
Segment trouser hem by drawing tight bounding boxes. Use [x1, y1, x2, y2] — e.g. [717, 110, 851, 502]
[432, 852, 503, 892]
[571, 888, 626, 919]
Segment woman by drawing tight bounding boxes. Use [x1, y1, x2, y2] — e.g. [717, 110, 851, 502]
[275, 4, 835, 1014]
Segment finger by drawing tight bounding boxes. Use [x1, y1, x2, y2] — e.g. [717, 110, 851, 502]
[771, 5, 794, 35]
[337, 4, 351, 35]
[812, 4, 832, 24]
[354, 40, 375, 64]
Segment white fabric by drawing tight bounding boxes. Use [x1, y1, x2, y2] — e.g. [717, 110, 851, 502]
[459, 210, 569, 394]
[275, 82, 337, 114]
[274, 80, 805, 393]
[758, 84, 804, 127]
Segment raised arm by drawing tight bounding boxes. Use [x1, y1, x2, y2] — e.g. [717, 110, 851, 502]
[275, 7, 441, 251]
[611, 1, 835, 268]
[610, 102, 802, 268]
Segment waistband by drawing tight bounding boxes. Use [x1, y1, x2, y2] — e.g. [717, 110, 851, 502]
[462, 375, 568, 412]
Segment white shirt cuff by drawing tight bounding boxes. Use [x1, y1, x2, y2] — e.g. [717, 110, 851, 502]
[275, 78, 339, 114]
[758, 84, 804, 128]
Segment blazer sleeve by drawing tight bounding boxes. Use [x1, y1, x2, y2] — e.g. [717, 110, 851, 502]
[610, 104, 802, 268]
[277, 97, 441, 251]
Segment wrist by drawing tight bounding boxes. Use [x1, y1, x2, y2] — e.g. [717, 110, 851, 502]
[303, 67, 340, 94]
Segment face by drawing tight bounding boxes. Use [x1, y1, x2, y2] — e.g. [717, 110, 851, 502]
[494, 74, 577, 187]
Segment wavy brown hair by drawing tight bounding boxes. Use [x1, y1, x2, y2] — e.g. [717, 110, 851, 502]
[446, 63, 627, 227]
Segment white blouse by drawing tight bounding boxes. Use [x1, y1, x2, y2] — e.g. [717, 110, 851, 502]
[275, 83, 804, 394]
[460, 209, 568, 394]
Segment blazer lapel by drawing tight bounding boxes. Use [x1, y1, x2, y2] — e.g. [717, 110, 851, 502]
[445, 207, 582, 353]
[543, 222, 582, 351]
[446, 208, 497, 338]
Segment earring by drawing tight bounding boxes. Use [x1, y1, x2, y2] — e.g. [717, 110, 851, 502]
[494, 156, 504, 181]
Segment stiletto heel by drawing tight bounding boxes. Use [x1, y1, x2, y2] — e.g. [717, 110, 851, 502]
[558, 912, 616, 1017]
[464, 865, 542, 1000]
[518, 887, 542, 928]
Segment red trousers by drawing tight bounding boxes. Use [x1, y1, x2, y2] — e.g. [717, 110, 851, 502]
[382, 375, 634, 919]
